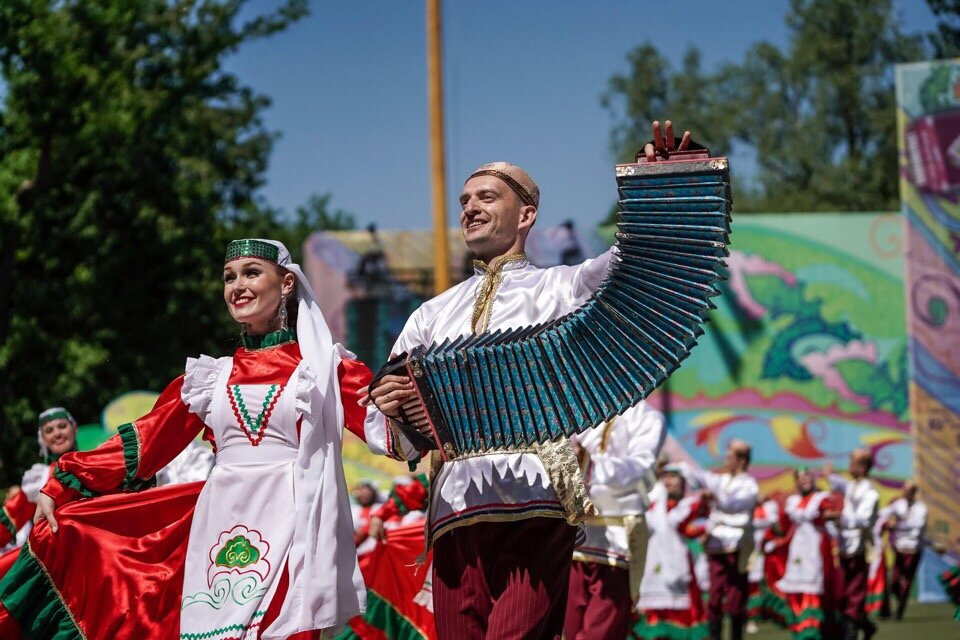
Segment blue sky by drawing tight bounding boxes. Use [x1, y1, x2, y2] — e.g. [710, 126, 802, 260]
[226, 0, 938, 232]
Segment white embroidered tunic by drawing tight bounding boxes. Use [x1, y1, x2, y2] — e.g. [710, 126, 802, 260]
[828, 474, 879, 558]
[691, 469, 758, 555]
[572, 401, 665, 567]
[363, 251, 614, 541]
[887, 497, 927, 554]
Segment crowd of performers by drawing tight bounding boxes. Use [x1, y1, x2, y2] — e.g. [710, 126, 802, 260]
[0, 122, 957, 639]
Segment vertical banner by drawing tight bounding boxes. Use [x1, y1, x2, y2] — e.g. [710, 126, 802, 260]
[896, 60, 960, 561]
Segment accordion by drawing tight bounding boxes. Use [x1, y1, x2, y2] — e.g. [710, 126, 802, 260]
[374, 148, 731, 460]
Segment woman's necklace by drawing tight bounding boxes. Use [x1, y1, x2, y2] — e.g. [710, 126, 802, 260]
[227, 383, 285, 446]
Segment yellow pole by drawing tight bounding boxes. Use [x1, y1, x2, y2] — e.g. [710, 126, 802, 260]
[427, 0, 450, 294]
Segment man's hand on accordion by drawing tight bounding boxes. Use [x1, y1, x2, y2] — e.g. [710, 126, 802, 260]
[359, 374, 432, 435]
[643, 119, 692, 161]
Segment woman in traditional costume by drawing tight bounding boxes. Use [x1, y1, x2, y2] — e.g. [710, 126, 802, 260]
[772, 467, 839, 640]
[634, 464, 708, 640]
[1, 408, 79, 557]
[0, 408, 80, 636]
[0, 239, 369, 639]
[745, 496, 788, 631]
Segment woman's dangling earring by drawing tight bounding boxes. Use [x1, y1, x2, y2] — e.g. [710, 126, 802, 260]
[277, 294, 288, 331]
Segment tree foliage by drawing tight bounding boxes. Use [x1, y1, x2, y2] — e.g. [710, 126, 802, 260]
[928, 0, 960, 57]
[225, 191, 356, 264]
[602, 46, 737, 164]
[0, 0, 316, 483]
[603, 0, 926, 214]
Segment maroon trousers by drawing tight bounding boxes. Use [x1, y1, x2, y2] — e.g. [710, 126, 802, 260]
[432, 517, 575, 640]
[707, 552, 749, 622]
[891, 551, 920, 615]
[564, 561, 633, 640]
[840, 554, 868, 623]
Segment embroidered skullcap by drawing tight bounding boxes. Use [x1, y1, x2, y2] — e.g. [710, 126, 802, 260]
[224, 239, 282, 264]
[38, 406, 76, 427]
[467, 162, 540, 208]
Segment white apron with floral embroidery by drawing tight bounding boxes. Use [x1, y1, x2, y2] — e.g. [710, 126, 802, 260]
[178, 354, 310, 640]
[776, 492, 829, 595]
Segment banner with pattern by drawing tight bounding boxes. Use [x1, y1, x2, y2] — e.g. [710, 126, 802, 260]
[896, 59, 960, 561]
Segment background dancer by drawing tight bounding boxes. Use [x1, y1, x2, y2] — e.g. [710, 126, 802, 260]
[774, 466, 839, 640]
[879, 481, 927, 621]
[565, 401, 666, 640]
[0, 407, 78, 555]
[826, 448, 880, 640]
[746, 495, 784, 633]
[692, 439, 759, 640]
[634, 463, 709, 640]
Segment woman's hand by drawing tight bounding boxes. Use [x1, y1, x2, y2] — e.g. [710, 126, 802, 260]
[358, 375, 416, 417]
[369, 515, 387, 544]
[33, 493, 59, 533]
[643, 120, 692, 161]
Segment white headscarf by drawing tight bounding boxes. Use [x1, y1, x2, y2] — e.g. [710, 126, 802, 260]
[37, 406, 77, 461]
[252, 240, 366, 637]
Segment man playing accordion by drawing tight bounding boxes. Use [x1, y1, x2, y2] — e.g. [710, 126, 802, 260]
[360, 121, 697, 639]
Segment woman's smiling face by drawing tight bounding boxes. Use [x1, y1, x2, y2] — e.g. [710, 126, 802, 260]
[41, 418, 77, 456]
[223, 259, 292, 334]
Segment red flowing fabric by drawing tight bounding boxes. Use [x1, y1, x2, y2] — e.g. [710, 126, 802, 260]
[865, 549, 887, 614]
[347, 523, 436, 640]
[0, 600, 22, 639]
[337, 357, 374, 443]
[28, 481, 202, 638]
[0, 546, 19, 580]
[46, 376, 205, 506]
[2, 489, 38, 547]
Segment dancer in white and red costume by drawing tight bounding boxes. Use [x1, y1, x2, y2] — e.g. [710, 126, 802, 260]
[635, 464, 708, 640]
[774, 466, 840, 640]
[0, 407, 80, 637]
[0, 239, 371, 639]
[0, 408, 79, 556]
[746, 496, 787, 629]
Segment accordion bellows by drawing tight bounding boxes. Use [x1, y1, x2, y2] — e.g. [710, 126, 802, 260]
[375, 151, 731, 460]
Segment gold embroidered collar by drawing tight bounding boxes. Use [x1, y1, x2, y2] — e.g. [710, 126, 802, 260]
[470, 252, 528, 333]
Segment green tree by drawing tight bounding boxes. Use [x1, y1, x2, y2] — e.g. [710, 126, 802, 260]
[225, 191, 357, 264]
[602, 45, 736, 165]
[0, 0, 307, 484]
[928, 0, 960, 57]
[602, 0, 924, 214]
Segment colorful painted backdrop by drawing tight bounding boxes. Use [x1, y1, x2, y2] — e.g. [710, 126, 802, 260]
[897, 59, 960, 561]
[601, 214, 910, 503]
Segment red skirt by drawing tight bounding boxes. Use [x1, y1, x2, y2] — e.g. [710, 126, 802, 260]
[0, 482, 202, 638]
[633, 566, 707, 640]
